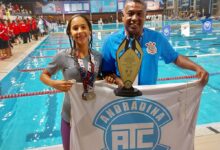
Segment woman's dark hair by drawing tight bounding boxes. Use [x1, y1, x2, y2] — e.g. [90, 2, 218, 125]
[66, 14, 93, 52]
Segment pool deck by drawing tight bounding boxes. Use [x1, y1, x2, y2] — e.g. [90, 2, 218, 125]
[0, 36, 47, 81]
[1, 33, 220, 150]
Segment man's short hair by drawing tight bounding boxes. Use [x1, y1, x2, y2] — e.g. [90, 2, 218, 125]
[124, 0, 147, 10]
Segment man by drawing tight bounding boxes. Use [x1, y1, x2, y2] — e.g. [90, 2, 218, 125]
[101, 0, 209, 86]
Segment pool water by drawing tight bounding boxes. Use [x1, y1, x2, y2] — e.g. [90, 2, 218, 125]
[0, 22, 220, 150]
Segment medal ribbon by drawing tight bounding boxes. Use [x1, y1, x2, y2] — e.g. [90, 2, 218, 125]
[76, 51, 95, 93]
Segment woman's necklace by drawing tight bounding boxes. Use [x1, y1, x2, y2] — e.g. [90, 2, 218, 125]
[72, 48, 96, 100]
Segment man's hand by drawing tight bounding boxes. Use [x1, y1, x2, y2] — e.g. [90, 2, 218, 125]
[195, 67, 209, 86]
[104, 74, 124, 87]
[174, 55, 209, 86]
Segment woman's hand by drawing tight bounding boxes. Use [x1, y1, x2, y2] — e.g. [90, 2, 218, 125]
[40, 70, 75, 92]
[51, 80, 74, 92]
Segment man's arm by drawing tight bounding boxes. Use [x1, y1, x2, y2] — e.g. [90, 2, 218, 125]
[174, 55, 209, 85]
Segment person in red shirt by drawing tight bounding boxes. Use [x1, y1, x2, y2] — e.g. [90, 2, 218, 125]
[26, 17, 31, 42]
[0, 19, 12, 59]
[31, 17, 38, 40]
[19, 19, 29, 43]
[11, 20, 21, 44]
[7, 19, 15, 44]
[0, 19, 6, 58]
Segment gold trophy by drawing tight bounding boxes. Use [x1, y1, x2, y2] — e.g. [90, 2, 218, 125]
[114, 37, 143, 97]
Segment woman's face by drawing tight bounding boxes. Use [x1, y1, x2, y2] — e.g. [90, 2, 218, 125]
[70, 17, 91, 46]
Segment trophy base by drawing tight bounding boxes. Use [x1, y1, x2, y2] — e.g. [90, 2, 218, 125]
[114, 87, 142, 97]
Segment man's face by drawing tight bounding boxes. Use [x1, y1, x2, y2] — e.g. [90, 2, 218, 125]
[122, 2, 146, 38]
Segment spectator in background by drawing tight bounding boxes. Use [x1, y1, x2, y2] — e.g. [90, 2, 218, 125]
[11, 20, 21, 44]
[38, 16, 45, 36]
[14, 4, 20, 13]
[7, 19, 15, 44]
[5, 8, 11, 20]
[0, 19, 12, 59]
[0, 19, 6, 58]
[0, 3, 5, 19]
[19, 19, 29, 43]
[189, 13, 193, 20]
[31, 17, 39, 40]
[26, 17, 32, 42]
[110, 15, 114, 23]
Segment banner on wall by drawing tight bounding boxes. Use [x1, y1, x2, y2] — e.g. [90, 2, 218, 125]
[90, 0, 117, 13]
[146, 1, 160, 10]
[181, 22, 190, 36]
[63, 1, 90, 13]
[34, 1, 90, 14]
[166, 0, 174, 9]
[181, 0, 191, 8]
[69, 80, 203, 150]
[146, 0, 164, 10]
[41, 2, 63, 14]
[118, 0, 164, 11]
[117, 0, 126, 11]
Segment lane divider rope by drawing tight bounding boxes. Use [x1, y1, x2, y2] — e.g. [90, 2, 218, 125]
[20, 68, 45, 72]
[0, 90, 62, 100]
[186, 53, 220, 58]
[43, 43, 69, 46]
[40, 48, 61, 50]
[40, 48, 70, 51]
[157, 75, 196, 81]
[2, 72, 219, 100]
[31, 56, 53, 58]
[158, 72, 220, 81]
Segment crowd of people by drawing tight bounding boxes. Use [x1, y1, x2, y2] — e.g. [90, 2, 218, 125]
[0, 1, 45, 60]
[0, 16, 49, 60]
[0, 2, 32, 20]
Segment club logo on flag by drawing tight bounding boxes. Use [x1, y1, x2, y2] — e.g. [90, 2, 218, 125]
[162, 25, 171, 37]
[202, 20, 212, 33]
[93, 97, 172, 150]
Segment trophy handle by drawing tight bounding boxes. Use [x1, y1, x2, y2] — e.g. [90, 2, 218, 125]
[116, 38, 143, 66]
[133, 39, 143, 63]
[116, 38, 129, 86]
[116, 38, 129, 61]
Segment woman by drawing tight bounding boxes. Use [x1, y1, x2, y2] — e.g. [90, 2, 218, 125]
[40, 14, 102, 150]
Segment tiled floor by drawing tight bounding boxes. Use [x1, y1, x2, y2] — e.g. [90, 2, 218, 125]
[1, 34, 220, 150]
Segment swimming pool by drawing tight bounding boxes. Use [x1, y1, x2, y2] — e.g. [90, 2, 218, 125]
[0, 21, 220, 149]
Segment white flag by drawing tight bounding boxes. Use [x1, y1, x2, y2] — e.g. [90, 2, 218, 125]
[181, 22, 190, 37]
[97, 32, 102, 40]
[69, 80, 203, 150]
